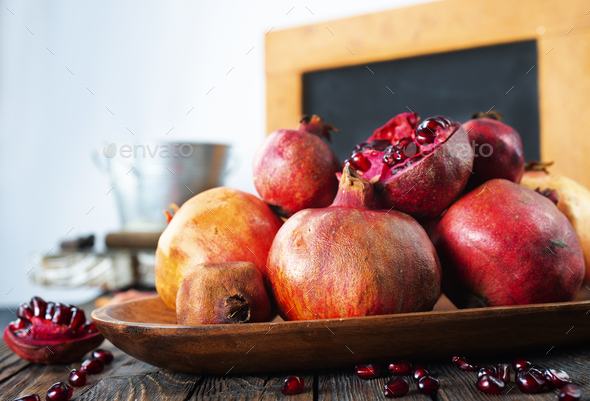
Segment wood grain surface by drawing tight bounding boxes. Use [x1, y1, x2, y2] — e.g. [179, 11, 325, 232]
[2, 339, 590, 400]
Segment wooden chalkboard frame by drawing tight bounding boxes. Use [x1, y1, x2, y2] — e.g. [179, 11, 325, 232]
[266, 0, 590, 189]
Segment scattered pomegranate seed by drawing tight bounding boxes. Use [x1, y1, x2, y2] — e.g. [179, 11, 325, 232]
[496, 363, 511, 384]
[543, 368, 572, 389]
[384, 377, 409, 398]
[355, 363, 380, 380]
[452, 356, 478, 371]
[476, 375, 505, 395]
[559, 384, 582, 401]
[46, 382, 73, 401]
[14, 395, 41, 401]
[92, 349, 114, 364]
[388, 360, 412, 375]
[418, 375, 440, 396]
[513, 358, 532, 371]
[68, 369, 87, 387]
[478, 365, 497, 378]
[412, 365, 429, 381]
[281, 375, 304, 395]
[80, 358, 105, 374]
[516, 368, 545, 394]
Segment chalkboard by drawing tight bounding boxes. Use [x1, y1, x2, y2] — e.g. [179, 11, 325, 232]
[303, 41, 539, 163]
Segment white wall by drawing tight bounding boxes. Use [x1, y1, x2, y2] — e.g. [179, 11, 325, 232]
[0, 0, 430, 306]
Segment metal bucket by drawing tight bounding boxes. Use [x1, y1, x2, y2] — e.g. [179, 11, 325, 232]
[95, 142, 231, 231]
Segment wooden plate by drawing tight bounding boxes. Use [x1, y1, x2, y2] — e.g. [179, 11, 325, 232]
[92, 295, 590, 374]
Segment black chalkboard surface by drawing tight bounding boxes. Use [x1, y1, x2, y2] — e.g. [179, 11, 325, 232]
[303, 41, 539, 163]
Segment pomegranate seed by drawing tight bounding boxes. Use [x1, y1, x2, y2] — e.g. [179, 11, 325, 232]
[355, 364, 380, 380]
[412, 365, 429, 381]
[543, 368, 572, 389]
[281, 375, 304, 395]
[559, 384, 582, 401]
[46, 382, 73, 401]
[93, 349, 114, 364]
[69, 308, 86, 329]
[52, 303, 73, 325]
[45, 302, 56, 320]
[418, 375, 440, 396]
[384, 377, 409, 398]
[31, 296, 47, 317]
[478, 365, 497, 378]
[383, 153, 396, 167]
[14, 395, 41, 401]
[9, 318, 26, 331]
[513, 358, 532, 371]
[350, 153, 371, 172]
[17, 303, 33, 320]
[370, 140, 390, 152]
[388, 360, 412, 375]
[476, 375, 505, 395]
[496, 363, 511, 384]
[452, 356, 478, 371]
[68, 369, 87, 387]
[83, 322, 99, 335]
[516, 368, 545, 394]
[80, 358, 105, 374]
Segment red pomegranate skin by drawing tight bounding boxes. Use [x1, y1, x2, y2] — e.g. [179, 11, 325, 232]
[431, 179, 584, 308]
[253, 115, 341, 217]
[267, 166, 441, 320]
[463, 116, 524, 191]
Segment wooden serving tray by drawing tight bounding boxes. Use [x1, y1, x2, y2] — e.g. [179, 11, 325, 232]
[92, 295, 590, 375]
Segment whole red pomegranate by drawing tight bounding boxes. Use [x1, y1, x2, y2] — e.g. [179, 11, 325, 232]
[462, 111, 524, 191]
[253, 115, 341, 217]
[344, 112, 473, 221]
[155, 187, 283, 311]
[521, 162, 590, 283]
[3, 297, 103, 364]
[267, 166, 441, 320]
[430, 179, 584, 308]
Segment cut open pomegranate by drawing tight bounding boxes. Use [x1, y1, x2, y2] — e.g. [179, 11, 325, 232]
[343, 112, 473, 221]
[3, 297, 104, 364]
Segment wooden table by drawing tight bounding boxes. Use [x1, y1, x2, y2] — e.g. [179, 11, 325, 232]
[1, 339, 589, 400]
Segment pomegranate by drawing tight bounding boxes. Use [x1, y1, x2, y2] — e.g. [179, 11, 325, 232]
[388, 360, 412, 375]
[355, 364, 380, 380]
[430, 179, 584, 308]
[267, 166, 441, 320]
[3, 297, 103, 364]
[543, 368, 572, 389]
[155, 187, 283, 311]
[418, 376, 440, 396]
[478, 365, 497, 378]
[253, 115, 341, 217]
[452, 356, 478, 371]
[46, 382, 73, 401]
[560, 384, 582, 401]
[68, 369, 87, 387]
[513, 358, 532, 371]
[413, 365, 429, 382]
[92, 349, 113, 364]
[281, 375, 305, 395]
[80, 357, 104, 374]
[521, 161, 590, 283]
[476, 375, 505, 395]
[516, 368, 545, 394]
[462, 111, 524, 191]
[343, 112, 473, 221]
[384, 377, 409, 398]
[496, 364, 511, 384]
[176, 262, 272, 325]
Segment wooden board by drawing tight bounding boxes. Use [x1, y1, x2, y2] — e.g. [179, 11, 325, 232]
[266, 0, 590, 190]
[92, 296, 590, 375]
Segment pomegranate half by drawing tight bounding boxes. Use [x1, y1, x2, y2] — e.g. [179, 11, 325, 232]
[267, 166, 441, 320]
[155, 187, 283, 311]
[430, 179, 584, 308]
[253, 115, 341, 217]
[344, 112, 473, 221]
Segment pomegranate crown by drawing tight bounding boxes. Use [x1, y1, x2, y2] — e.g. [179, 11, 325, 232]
[471, 110, 503, 121]
[297, 114, 339, 142]
[332, 165, 377, 209]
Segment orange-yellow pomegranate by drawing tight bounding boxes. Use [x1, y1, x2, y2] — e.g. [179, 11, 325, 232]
[155, 187, 283, 311]
[521, 162, 590, 283]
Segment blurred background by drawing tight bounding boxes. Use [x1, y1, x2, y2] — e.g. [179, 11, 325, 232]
[0, 0, 433, 311]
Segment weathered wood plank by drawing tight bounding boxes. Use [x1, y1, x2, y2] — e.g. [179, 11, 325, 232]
[192, 373, 314, 400]
[0, 340, 30, 383]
